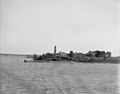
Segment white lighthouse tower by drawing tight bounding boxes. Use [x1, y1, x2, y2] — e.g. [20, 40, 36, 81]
[54, 45, 57, 58]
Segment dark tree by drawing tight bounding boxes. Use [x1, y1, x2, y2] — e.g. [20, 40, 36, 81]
[33, 54, 38, 60]
[86, 51, 93, 57]
[106, 52, 111, 58]
[37, 55, 43, 60]
[68, 51, 74, 59]
[94, 50, 106, 57]
[42, 54, 47, 60]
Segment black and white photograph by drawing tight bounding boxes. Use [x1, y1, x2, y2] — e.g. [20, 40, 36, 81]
[0, 0, 120, 94]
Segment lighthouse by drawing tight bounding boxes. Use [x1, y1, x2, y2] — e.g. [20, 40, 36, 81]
[54, 45, 57, 58]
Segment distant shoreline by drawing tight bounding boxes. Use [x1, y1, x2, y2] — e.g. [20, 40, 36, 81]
[0, 53, 27, 56]
[0, 53, 120, 64]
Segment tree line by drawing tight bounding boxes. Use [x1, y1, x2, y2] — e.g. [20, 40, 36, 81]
[28, 50, 119, 63]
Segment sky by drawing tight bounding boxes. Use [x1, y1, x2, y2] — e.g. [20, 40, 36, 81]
[0, 0, 120, 56]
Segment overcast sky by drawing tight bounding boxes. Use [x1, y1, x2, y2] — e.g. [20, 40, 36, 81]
[0, 0, 119, 56]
